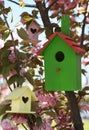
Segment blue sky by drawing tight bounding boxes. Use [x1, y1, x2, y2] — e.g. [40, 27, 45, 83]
[5, 0, 36, 28]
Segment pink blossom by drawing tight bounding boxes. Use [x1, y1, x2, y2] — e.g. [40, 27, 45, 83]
[0, 0, 4, 5]
[48, 0, 78, 10]
[20, 68, 25, 76]
[0, 39, 4, 49]
[33, 118, 53, 130]
[13, 114, 27, 124]
[80, 103, 89, 111]
[30, 43, 42, 57]
[20, 18, 25, 24]
[86, 17, 89, 23]
[1, 119, 11, 129]
[37, 93, 58, 108]
[82, 57, 89, 65]
[8, 52, 16, 63]
[55, 109, 73, 129]
[0, 75, 10, 102]
[64, 0, 78, 10]
[1, 119, 18, 130]
[34, 0, 42, 2]
[8, 47, 16, 63]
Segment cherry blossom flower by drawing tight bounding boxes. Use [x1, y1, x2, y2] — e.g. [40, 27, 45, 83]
[80, 103, 89, 111]
[34, 0, 42, 2]
[13, 114, 27, 125]
[1, 119, 18, 130]
[0, 39, 4, 49]
[30, 43, 42, 57]
[82, 57, 89, 65]
[55, 109, 74, 129]
[33, 118, 53, 130]
[37, 92, 58, 108]
[48, 0, 78, 10]
[64, 0, 78, 10]
[0, 0, 4, 5]
[8, 47, 16, 63]
[86, 17, 89, 23]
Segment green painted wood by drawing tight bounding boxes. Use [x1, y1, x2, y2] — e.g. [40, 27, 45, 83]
[61, 15, 70, 35]
[43, 35, 81, 90]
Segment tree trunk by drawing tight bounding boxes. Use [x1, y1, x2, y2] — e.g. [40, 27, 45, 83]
[66, 91, 84, 130]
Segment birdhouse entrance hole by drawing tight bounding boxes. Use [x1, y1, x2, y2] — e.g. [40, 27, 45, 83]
[22, 96, 29, 103]
[55, 51, 65, 62]
[30, 28, 37, 34]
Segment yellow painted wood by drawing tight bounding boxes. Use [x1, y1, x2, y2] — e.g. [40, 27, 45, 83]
[5, 86, 38, 113]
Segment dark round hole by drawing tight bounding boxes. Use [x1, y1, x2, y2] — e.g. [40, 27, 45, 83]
[55, 51, 64, 62]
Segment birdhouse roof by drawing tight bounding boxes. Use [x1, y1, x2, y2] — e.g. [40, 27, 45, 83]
[5, 86, 38, 101]
[37, 32, 85, 55]
[26, 20, 40, 29]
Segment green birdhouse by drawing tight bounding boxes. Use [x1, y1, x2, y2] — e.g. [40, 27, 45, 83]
[37, 32, 85, 91]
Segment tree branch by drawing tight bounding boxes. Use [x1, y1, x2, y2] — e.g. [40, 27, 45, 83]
[47, 0, 57, 11]
[36, 1, 53, 37]
[7, 0, 36, 8]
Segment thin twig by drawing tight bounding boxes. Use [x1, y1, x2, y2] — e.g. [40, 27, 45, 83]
[7, 0, 36, 8]
[22, 124, 28, 130]
[80, 2, 88, 48]
[3, 13, 21, 87]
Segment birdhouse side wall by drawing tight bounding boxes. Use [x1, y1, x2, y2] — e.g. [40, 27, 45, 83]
[43, 35, 81, 90]
[11, 99, 20, 112]
[76, 55, 81, 89]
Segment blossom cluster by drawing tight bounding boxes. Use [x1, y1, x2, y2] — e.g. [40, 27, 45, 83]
[36, 91, 59, 108]
[55, 109, 75, 130]
[48, 0, 78, 10]
[33, 118, 54, 130]
[1, 119, 18, 130]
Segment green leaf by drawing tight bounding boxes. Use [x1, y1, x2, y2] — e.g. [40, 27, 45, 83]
[0, 17, 5, 25]
[0, 100, 11, 116]
[4, 40, 18, 49]
[32, 10, 38, 18]
[45, 27, 52, 38]
[17, 28, 29, 40]
[36, 117, 42, 126]
[17, 75, 25, 85]
[82, 69, 87, 76]
[1, 49, 11, 59]
[0, 25, 8, 33]
[2, 66, 10, 77]
[24, 72, 34, 85]
[2, 30, 10, 40]
[7, 75, 24, 85]
[1, 7, 11, 15]
[17, 51, 28, 60]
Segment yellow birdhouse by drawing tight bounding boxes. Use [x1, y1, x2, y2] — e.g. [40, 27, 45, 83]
[5, 86, 38, 114]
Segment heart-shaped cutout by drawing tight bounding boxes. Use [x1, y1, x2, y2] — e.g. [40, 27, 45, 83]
[30, 28, 37, 33]
[22, 96, 29, 103]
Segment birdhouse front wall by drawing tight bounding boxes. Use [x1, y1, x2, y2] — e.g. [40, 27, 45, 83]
[26, 21, 40, 42]
[19, 91, 31, 112]
[43, 35, 81, 90]
[11, 90, 31, 113]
